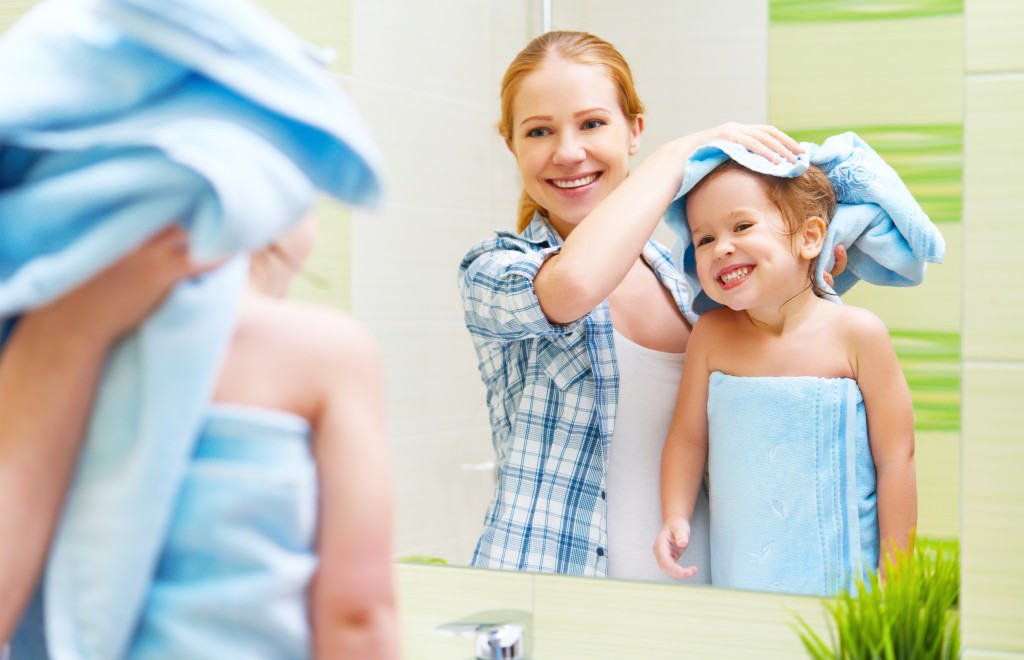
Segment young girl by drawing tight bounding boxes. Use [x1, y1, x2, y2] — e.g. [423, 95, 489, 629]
[654, 159, 917, 595]
[2, 220, 400, 659]
[0, 0, 397, 656]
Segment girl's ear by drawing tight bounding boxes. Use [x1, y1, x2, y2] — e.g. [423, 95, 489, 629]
[798, 216, 826, 260]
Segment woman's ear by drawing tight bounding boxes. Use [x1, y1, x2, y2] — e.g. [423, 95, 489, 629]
[798, 216, 826, 260]
[628, 114, 644, 156]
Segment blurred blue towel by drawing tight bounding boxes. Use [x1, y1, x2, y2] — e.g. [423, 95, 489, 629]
[0, 0, 385, 657]
[664, 132, 945, 320]
[706, 373, 879, 596]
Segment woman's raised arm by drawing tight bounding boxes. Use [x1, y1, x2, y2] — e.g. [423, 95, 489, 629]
[535, 124, 803, 324]
[0, 226, 210, 639]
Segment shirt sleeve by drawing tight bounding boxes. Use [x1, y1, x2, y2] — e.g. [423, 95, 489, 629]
[458, 233, 585, 342]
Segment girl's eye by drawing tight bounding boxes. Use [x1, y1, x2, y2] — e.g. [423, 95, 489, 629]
[695, 235, 714, 247]
[525, 127, 550, 138]
[735, 222, 753, 232]
[582, 119, 605, 130]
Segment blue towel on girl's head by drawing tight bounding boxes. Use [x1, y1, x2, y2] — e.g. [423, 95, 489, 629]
[0, 0, 385, 658]
[664, 132, 945, 321]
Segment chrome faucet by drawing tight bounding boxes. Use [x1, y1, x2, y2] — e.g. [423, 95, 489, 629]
[435, 609, 532, 659]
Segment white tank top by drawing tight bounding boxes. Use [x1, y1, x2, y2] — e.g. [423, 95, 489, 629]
[606, 328, 711, 584]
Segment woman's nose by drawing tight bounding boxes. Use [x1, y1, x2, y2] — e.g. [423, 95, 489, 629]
[552, 132, 585, 165]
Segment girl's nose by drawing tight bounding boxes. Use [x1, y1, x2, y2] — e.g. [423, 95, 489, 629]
[552, 132, 585, 165]
[714, 239, 734, 258]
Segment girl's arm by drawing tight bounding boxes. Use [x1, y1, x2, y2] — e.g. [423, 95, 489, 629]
[852, 309, 918, 570]
[0, 226, 203, 640]
[307, 315, 399, 660]
[654, 315, 717, 579]
[535, 124, 802, 324]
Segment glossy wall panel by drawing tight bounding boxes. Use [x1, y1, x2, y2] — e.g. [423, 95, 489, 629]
[961, 0, 1024, 650]
[347, 1, 533, 562]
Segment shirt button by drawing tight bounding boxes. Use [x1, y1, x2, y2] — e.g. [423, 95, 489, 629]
[600, 490, 606, 499]
[596, 547, 605, 557]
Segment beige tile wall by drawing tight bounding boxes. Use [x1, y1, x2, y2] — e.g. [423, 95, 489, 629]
[347, 1, 535, 562]
[962, 0, 1024, 653]
[397, 563, 830, 659]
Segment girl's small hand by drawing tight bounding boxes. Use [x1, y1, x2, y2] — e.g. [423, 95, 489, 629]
[687, 122, 804, 165]
[653, 517, 699, 580]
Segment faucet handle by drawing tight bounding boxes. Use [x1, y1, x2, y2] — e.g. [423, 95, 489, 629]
[435, 609, 532, 660]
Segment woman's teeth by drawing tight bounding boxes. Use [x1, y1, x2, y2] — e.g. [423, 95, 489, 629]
[551, 173, 598, 189]
[720, 267, 750, 284]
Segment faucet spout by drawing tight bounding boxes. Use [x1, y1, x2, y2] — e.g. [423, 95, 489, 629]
[435, 609, 532, 660]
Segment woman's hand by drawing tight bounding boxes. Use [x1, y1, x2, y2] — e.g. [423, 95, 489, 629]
[0, 224, 219, 640]
[653, 516, 699, 580]
[823, 243, 848, 289]
[681, 122, 804, 165]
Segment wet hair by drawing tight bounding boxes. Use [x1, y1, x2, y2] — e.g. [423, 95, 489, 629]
[688, 160, 837, 296]
[498, 31, 645, 232]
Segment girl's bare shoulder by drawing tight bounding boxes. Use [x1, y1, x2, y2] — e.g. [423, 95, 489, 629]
[215, 294, 381, 419]
[243, 296, 378, 361]
[829, 302, 888, 334]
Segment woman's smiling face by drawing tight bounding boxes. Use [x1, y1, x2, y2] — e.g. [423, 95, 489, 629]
[506, 56, 642, 238]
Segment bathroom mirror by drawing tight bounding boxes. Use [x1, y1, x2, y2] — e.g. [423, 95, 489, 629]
[0, 0, 960, 593]
[330, 0, 963, 590]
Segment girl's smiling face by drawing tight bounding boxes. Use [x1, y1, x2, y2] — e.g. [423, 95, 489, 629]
[506, 57, 642, 238]
[686, 168, 814, 313]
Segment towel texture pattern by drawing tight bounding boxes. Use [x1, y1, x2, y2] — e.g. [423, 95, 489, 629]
[706, 372, 879, 596]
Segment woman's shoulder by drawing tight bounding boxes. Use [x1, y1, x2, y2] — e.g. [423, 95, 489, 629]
[460, 225, 559, 267]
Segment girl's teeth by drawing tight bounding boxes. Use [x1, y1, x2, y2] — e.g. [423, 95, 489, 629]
[551, 174, 598, 189]
[721, 267, 750, 284]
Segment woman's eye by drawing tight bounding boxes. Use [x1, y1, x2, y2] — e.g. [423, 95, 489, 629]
[582, 119, 605, 130]
[525, 127, 550, 138]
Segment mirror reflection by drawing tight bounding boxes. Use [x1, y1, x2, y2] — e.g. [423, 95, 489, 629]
[325, 0, 961, 593]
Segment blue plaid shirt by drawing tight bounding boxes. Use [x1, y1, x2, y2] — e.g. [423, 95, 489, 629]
[458, 214, 697, 576]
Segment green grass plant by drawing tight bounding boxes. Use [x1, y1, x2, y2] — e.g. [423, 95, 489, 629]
[791, 536, 959, 659]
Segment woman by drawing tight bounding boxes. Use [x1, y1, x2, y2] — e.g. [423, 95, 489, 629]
[459, 31, 844, 580]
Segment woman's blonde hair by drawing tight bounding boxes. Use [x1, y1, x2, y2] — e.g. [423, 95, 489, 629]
[498, 31, 645, 232]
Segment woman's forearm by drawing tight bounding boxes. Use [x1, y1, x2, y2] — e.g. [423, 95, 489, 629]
[535, 139, 695, 323]
[0, 311, 112, 639]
